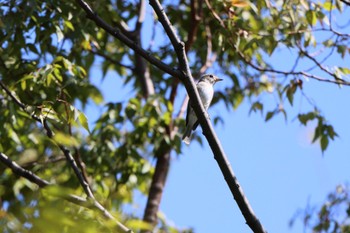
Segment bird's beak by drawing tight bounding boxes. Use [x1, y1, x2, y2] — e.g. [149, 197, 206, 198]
[215, 77, 223, 83]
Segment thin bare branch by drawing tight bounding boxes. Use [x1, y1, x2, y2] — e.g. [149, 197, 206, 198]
[21, 156, 66, 169]
[297, 44, 343, 81]
[90, 49, 135, 71]
[204, 0, 225, 28]
[199, 24, 217, 74]
[237, 50, 350, 86]
[185, 0, 203, 52]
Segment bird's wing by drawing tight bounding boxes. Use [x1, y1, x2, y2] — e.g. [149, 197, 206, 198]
[192, 121, 199, 130]
[185, 99, 191, 125]
[185, 99, 199, 130]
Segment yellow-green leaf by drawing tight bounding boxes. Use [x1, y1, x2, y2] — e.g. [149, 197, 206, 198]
[306, 10, 317, 26]
[78, 111, 90, 133]
[53, 132, 79, 147]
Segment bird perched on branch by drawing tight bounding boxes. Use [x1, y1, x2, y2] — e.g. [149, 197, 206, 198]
[182, 74, 223, 144]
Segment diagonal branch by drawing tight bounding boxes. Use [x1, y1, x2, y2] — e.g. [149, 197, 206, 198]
[0, 152, 50, 187]
[149, 1, 267, 232]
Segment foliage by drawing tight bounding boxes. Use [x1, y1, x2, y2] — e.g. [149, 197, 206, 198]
[0, 0, 349, 232]
[291, 184, 350, 233]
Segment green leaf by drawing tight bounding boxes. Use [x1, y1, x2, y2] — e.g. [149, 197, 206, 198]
[64, 20, 74, 31]
[89, 86, 103, 104]
[265, 110, 276, 122]
[327, 125, 338, 140]
[126, 219, 152, 231]
[320, 136, 329, 152]
[339, 67, 350, 75]
[233, 93, 244, 109]
[78, 111, 90, 133]
[306, 10, 317, 26]
[323, 2, 335, 11]
[53, 132, 79, 147]
[286, 84, 297, 106]
[298, 112, 316, 125]
[249, 101, 263, 115]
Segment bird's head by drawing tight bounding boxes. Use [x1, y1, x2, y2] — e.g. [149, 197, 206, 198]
[199, 74, 223, 85]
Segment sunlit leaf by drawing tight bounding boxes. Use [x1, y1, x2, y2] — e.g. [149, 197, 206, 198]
[78, 111, 90, 133]
[306, 10, 317, 26]
[53, 132, 79, 147]
[55, 25, 64, 42]
[231, 0, 250, 7]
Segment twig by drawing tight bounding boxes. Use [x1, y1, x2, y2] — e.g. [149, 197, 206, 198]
[204, 0, 225, 28]
[185, 0, 202, 52]
[199, 24, 217, 74]
[21, 156, 66, 168]
[237, 51, 350, 86]
[90, 49, 135, 71]
[297, 44, 343, 81]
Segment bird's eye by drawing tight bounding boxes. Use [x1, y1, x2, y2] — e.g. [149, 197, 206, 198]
[209, 75, 213, 78]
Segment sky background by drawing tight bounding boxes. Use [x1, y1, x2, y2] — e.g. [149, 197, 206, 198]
[83, 3, 350, 233]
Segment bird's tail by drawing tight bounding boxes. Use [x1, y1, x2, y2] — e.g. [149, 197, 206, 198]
[182, 127, 192, 145]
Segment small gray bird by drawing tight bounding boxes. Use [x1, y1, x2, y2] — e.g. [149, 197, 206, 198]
[182, 74, 223, 144]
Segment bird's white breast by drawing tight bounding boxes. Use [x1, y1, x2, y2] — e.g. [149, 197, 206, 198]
[197, 82, 214, 110]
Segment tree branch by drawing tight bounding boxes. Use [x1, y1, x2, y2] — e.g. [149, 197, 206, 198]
[142, 151, 170, 228]
[0, 152, 50, 187]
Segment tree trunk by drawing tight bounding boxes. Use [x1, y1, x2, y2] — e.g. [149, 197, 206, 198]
[142, 151, 170, 231]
